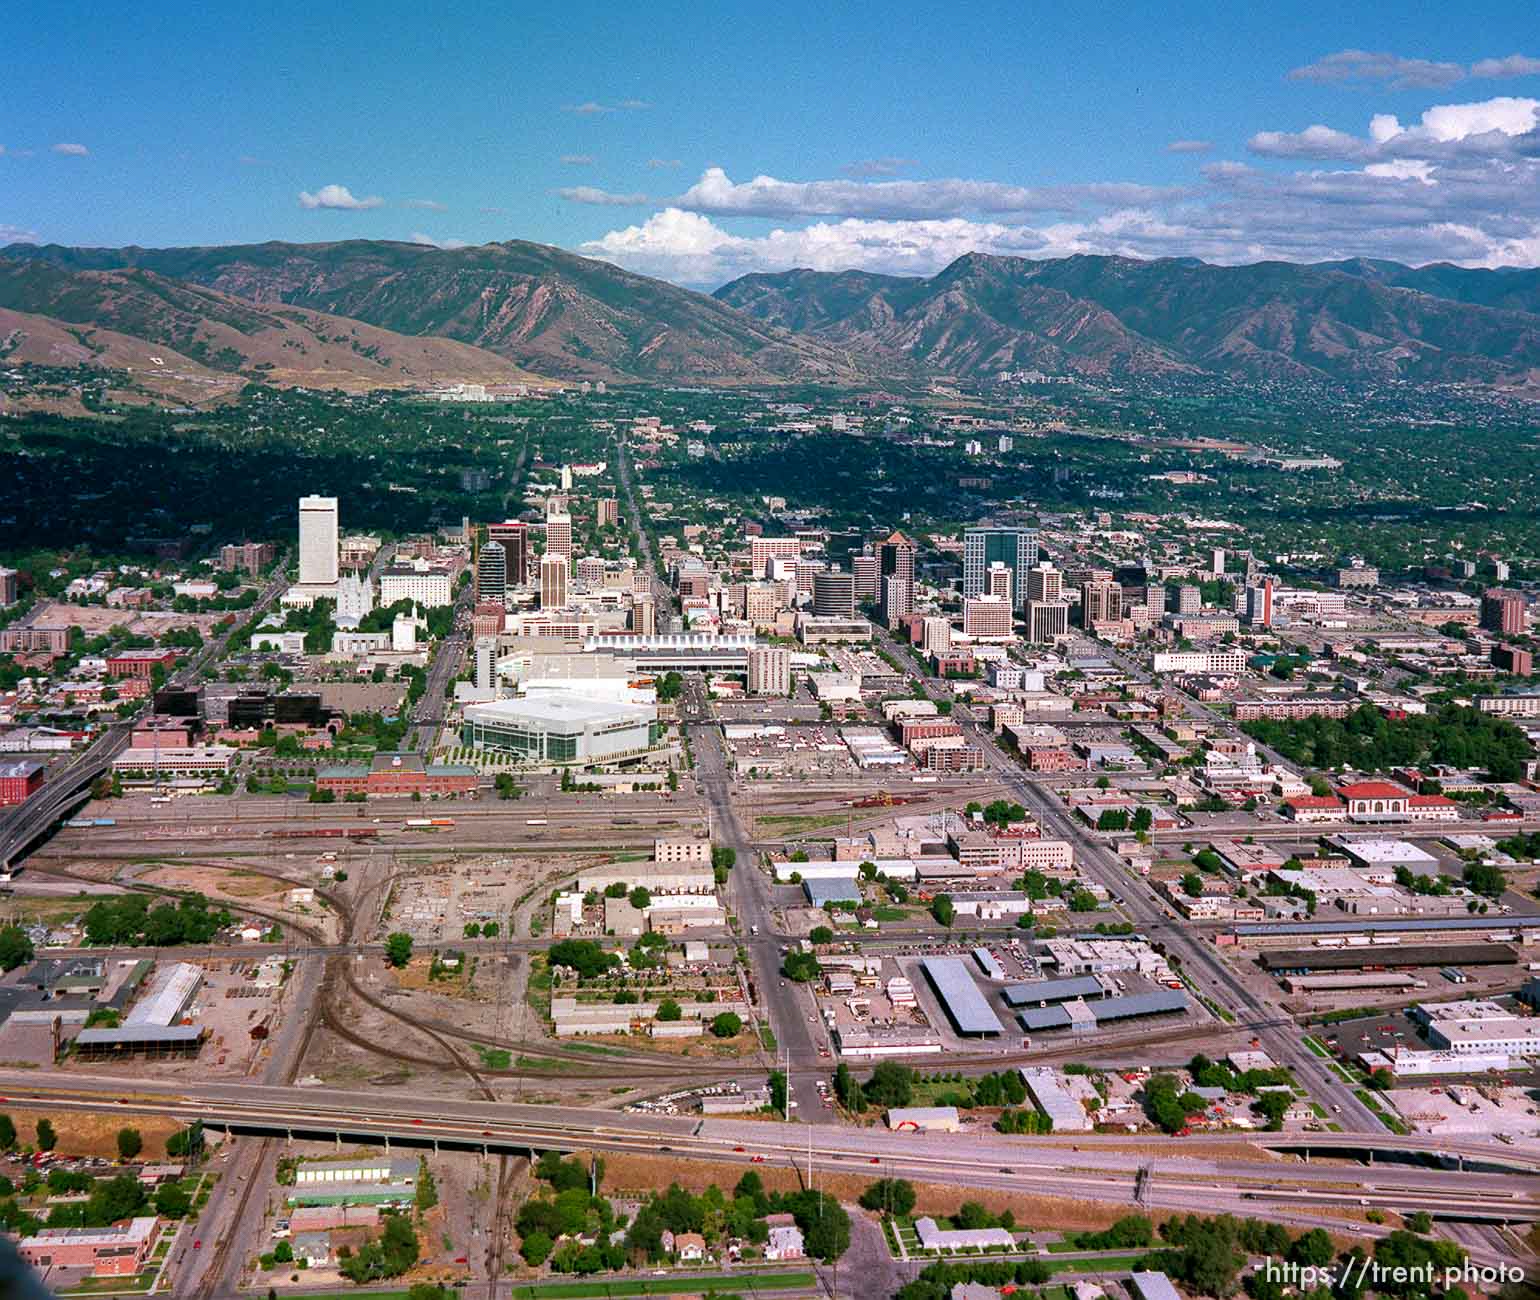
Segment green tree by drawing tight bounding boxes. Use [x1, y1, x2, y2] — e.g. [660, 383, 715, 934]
[656, 998, 683, 1022]
[628, 886, 652, 910]
[710, 1012, 742, 1038]
[930, 893, 955, 926]
[0, 926, 35, 972]
[154, 1183, 192, 1218]
[0, 1114, 14, 1150]
[36, 1119, 56, 1152]
[780, 950, 821, 982]
[116, 1127, 142, 1161]
[808, 925, 834, 945]
[384, 933, 414, 967]
[521, 1230, 553, 1266]
[415, 1157, 439, 1213]
[863, 1061, 914, 1109]
[859, 1178, 916, 1217]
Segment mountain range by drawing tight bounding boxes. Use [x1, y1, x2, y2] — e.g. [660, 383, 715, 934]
[4, 238, 1540, 392]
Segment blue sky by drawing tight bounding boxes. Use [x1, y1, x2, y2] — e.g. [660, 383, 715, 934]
[6, 0, 1540, 284]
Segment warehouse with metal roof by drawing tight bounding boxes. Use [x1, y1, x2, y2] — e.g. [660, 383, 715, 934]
[1233, 917, 1540, 939]
[1259, 944, 1514, 973]
[802, 876, 862, 908]
[972, 948, 1006, 981]
[919, 957, 1003, 1036]
[73, 1025, 205, 1059]
[125, 962, 202, 1027]
[1017, 989, 1188, 1033]
[1003, 975, 1105, 1006]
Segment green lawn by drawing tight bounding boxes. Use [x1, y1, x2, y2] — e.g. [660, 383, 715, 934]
[502, 1271, 819, 1299]
[1301, 1035, 1332, 1059]
[871, 906, 909, 922]
[1044, 1253, 1149, 1276]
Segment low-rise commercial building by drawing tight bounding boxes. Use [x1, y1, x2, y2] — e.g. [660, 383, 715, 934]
[17, 1218, 162, 1278]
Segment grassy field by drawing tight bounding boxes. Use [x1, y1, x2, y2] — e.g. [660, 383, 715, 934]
[758, 814, 850, 833]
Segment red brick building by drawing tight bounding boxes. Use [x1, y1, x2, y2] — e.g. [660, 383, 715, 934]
[106, 649, 179, 679]
[315, 751, 479, 799]
[17, 1216, 161, 1277]
[1022, 745, 1081, 772]
[0, 759, 45, 806]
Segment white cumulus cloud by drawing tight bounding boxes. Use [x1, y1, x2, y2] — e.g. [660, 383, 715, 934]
[52, 142, 89, 156]
[299, 184, 383, 210]
[1250, 96, 1540, 161]
[562, 166, 1180, 221]
[410, 232, 470, 250]
[403, 198, 447, 211]
[1167, 139, 1214, 154]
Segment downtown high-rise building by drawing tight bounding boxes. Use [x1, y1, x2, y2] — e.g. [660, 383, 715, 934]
[812, 569, 856, 618]
[297, 495, 339, 586]
[487, 520, 529, 585]
[1081, 579, 1123, 626]
[1025, 562, 1062, 605]
[746, 645, 791, 696]
[545, 499, 573, 562]
[964, 527, 1039, 608]
[852, 549, 879, 603]
[540, 552, 569, 609]
[1481, 588, 1528, 636]
[476, 540, 507, 604]
[878, 531, 916, 626]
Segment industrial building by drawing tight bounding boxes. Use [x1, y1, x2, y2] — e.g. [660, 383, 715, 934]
[73, 1024, 206, 1059]
[461, 694, 659, 764]
[885, 1106, 961, 1132]
[1003, 975, 1106, 1006]
[293, 1157, 418, 1185]
[1019, 1067, 1092, 1131]
[803, 876, 862, 908]
[1017, 989, 1188, 1032]
[919, 957, 1003, 1036]
[124, 962, 201, 1027]
[1259, 944, 1516, 974]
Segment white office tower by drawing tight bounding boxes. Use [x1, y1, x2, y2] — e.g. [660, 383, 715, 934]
[631, 595, 656, 635]
[1025, 562, 1062, 604]
[545, 500, 573, 561]
[1211, 547, 1226, 576]
[474, 637, 497, 691]
[335, 572, 374, 628]
[298, 496, 339, 586]
[746, 645, 791, 696]
[540, 552, 569, 609]
[560, 465, 574, 490]
[921, 616, 952, 655]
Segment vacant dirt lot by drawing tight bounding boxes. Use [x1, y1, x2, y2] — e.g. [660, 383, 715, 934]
[0, 1108, 183, 1159]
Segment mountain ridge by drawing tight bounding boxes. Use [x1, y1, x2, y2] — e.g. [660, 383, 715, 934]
[0, 239, 857, 384]
[713, 251, 1540, 386]
[6, 237, 1540, 389]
